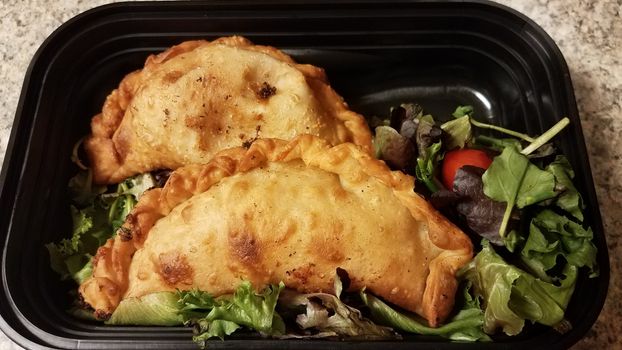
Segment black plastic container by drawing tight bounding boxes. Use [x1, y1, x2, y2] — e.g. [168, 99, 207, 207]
[0, 1, 609, 349]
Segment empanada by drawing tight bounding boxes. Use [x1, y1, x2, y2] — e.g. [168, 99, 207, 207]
[85, 36, 372, 184]
[80, 135, 473, 327]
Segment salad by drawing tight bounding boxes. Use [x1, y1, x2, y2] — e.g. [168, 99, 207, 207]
[373, 104, 597, 335]
[46, 103, 598, 347]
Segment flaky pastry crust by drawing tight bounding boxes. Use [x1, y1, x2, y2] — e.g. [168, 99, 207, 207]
[80, 135, 472, 326]
[84, 36, 372, 184]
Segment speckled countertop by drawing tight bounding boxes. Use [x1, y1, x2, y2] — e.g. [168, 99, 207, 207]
[0, 1, 620, 349]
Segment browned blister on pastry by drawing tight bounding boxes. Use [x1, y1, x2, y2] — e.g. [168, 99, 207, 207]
[85, 36, 372, 184]
[79, 135, 472, 327]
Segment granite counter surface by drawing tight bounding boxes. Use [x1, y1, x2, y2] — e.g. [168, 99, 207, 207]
[0, 1, 620, 349]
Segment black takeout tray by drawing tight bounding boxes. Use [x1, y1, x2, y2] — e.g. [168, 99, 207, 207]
[0, 1, 609, 349]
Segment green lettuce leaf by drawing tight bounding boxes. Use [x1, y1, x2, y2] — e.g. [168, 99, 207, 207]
[461, 240, 577, 335]
[51, 206, 93, 257]
[441, 115, 472, 150]
[107, 292, 184, 326]
[521, 209, 598, 279]
[106, 280, 397, 344]
[482, 146, 558, 237]
[482, 145, 529, 237]
[178, 289, 220, 319]
[193, 319, 241, 342]
[415, 141, 443, 192]
[509, 265, 577, 325]
[411, 109, 444, 192]
[503, 230, 523, 253]
[102, 193, 135, 233]
[452, 105, 474, 118]
[515, 163, 557, 208]
[177, 282, 286, 347]
[101, 174, 155, 231]
[360, 282, 490, 341]
[546, 156, 584, 221]
[108, 284, 283, 340]
[207, 282, 285, 335]
[45, 203, 110, 284]
[47, 172, 155, 285]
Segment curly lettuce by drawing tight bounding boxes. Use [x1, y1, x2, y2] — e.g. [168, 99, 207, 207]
[178, 282, 285, 346]
[46, 171, 155, 284]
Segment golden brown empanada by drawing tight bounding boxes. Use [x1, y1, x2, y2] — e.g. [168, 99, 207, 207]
[80, 135, 472, 326]
[85, 36, 372, 184]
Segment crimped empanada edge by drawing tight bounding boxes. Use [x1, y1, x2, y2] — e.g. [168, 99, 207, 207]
[83, 36, 372, 184]
[80, 135, 472, 327]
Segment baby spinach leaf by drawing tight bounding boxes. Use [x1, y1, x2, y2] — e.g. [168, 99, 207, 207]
[519, 223, 560, 281]
[546, 156, 584, 221]
[515, 163, 557, 208]
[508, 264, 577, 326]
[521, 210, 598, 279]
[482, 146, 529, 237]
[461, 241, 577, 336]
[482, 146, 559, 237]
